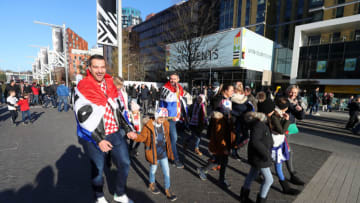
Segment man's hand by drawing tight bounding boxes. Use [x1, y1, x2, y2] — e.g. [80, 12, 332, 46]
[98, 140, 113, 152]
[283, 113, 290, 120]
[295, 105, 302, 111]
[127, 132, 138, 140]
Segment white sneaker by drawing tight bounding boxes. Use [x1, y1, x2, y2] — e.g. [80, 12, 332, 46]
[96, 196, 109, 203]
[114, 194, 134, 203]
[315, 113, 320, 116]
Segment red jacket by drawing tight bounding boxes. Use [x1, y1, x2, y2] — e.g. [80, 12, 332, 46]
[18, 99, 30, 111]
[31, 86, 39, 95]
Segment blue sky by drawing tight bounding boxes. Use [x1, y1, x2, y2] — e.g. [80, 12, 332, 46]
[0, 0, 173, 72]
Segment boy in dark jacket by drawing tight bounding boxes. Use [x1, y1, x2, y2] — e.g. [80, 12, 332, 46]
[134, 108, 177, 201]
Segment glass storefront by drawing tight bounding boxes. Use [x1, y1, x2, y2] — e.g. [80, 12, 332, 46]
[298, 40, 360, 79]
[188, 69, 263, 90]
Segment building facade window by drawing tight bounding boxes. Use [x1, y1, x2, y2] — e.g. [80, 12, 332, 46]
[245, 0, 251, 25]
[219, 0, 234, 30]
[310, 0, 323, 8]
[256, 0, 266, 23]
[255, 24, 264, 35]
[297, 0, 304, 20]
[298, 41, 360, 79]
[237, 0, 242, 27]
[336, 0, 345, 18]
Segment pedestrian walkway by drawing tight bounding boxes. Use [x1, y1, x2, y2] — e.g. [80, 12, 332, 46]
[294, 154, 360, 203]
[293, 111, 360, 203]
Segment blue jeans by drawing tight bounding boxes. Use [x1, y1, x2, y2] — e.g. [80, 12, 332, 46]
[44, 95, 57, 107]
[169, 120, 180, 161]
[244, 167, 273, 198]
[33, 95, 39, 105]
[186, 125, 201, 149]
[58, 96, 68, 112]
[85, 130, 130, 198]
[149, 157, 171, 189]
[275, 163, 285, 181]
[21, 110, 31, 123]
[310, 102, 319, 115]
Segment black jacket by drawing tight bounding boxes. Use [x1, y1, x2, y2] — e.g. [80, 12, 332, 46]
[129, 86, 137, 98]
[270, 114, 291, 134]
[24, 85, 32, 94]
[287, 98, 305, 124]
[140, 87, 150, 100]
[246, 112, 273, 169]
[348, 101, 360, 116]
[4, 84, 18, 98]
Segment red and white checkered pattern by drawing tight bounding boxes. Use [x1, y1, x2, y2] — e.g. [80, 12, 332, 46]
[101, 81, 119, 135]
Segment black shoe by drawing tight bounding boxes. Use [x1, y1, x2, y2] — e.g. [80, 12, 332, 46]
[130, 150, 139, 157]
[231, 152, 242, 162]
[148, 183, 160, 195]
[219, 179, 231, 189]
[240, 187, 253, 203]
[175, 161, 184, 169]
[290, 174, 305, 186]
[279, 180, 301, 195]
[165, 189, 177, 201]
[256, 194, 267, 203]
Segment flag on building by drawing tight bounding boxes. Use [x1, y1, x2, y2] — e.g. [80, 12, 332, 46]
[97, 0, 117, 46]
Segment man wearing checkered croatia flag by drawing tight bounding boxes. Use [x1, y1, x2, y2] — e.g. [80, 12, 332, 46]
[73, 55, 137, 203]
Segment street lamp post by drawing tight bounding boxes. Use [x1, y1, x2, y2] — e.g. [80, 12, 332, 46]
[118, 0, 123, 77]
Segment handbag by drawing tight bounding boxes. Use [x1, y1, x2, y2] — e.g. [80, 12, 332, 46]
[288, 123, 299, 135]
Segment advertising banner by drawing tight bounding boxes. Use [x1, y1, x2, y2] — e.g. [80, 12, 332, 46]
[316, 60, 327, 73]
[344, 58, 357, 71]
[166, 27, 274, 72]
[97, 0, 117, 46]
[52, 27, 64, 53]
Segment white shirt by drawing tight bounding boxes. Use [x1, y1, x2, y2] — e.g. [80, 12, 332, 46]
[7, 96, 18, 110]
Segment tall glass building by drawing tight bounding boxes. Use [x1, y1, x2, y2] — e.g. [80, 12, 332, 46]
[218, 0, 360, 86]
[122, 7, 142, 28]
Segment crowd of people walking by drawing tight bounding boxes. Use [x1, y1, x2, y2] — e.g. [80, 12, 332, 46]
[2, 54, 360, 203]
[0, 79, 70, 126]
[70, 55, 314, 203]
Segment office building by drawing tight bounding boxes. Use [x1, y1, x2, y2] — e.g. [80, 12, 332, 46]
[122, 7, 142, 28]
[291, 15, 360, 96]
[66, 28, 88, 81]
[132, 0, 219, 81]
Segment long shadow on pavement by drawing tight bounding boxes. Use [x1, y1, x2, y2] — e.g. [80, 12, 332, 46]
[30, 111, 44, 123]
[0, 144, 154, 203]
[0, 145, 92, 203]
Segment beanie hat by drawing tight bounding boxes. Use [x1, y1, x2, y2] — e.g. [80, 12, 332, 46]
[258, 99, 275, 115]
[198, 94, 206, 103]
[130, 101, 140, 112]
[155, 108, 168, 119]
[276, 98, 289, 110]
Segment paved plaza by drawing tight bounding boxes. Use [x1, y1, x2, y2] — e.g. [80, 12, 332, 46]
[0, 106, 359, 203]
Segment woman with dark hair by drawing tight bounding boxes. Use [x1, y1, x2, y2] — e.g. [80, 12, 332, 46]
[197, 84, 236, 189]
